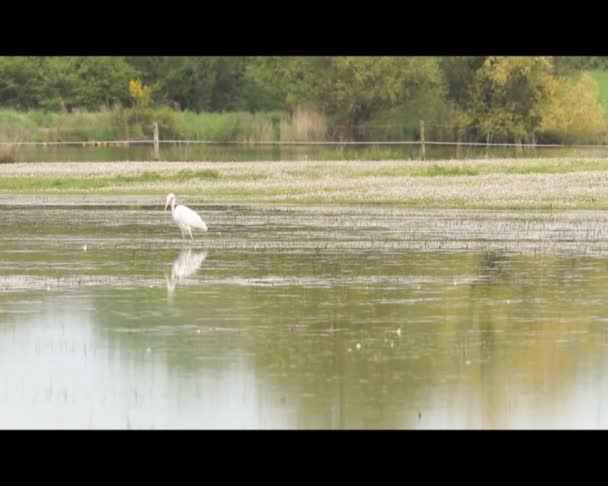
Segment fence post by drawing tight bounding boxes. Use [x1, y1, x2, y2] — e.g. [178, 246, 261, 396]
[486, 132, 490, 158]
[153, 122, 160, 160]
[420, 120, 426, 160]
[515, 137, 522, 157]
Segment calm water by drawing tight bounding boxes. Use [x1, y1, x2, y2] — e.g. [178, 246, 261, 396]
[10, 143, 608, 162]
[2, 199, 608, 429]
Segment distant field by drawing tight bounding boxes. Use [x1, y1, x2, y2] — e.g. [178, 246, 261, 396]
[4, 158, 608, 209]
[588, 69, 608, 114]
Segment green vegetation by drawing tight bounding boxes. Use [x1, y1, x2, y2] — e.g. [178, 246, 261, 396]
[4, 158, 608, 209]
[588, 69, 608, 114]
[412, 164, 480, 177]
[0, 109, 292, 144]
[1, 56, 608, 147]
[0, 169, 221, 191]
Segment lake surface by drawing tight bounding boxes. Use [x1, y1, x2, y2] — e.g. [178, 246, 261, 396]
[10, 143, 608, 162]
[2, 199, 608, 429]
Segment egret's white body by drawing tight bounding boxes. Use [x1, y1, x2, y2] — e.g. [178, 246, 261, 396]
[164, 193, 208, 239]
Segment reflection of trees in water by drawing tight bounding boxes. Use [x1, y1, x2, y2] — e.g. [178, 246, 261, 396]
[86, 249, 608, 428]
[452, 250, 608, 428]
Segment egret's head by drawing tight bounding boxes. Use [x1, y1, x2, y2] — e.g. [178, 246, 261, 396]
[164, 193, 176, 211]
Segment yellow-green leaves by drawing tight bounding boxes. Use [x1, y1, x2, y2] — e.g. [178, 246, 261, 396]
[129, 79, 151, 110]
[540, 73, 607, 143]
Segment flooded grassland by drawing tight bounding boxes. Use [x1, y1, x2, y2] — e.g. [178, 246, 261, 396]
[2, 200, 608, 428]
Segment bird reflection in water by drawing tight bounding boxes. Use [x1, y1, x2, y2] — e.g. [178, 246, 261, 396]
[166, 248, 208, 297]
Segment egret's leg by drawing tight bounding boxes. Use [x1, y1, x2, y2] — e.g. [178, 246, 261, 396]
[188, 227, 193, 239]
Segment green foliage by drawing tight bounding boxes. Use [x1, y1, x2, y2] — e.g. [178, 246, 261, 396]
[27, 110, 54, 127]
[152, 106, 184, 140]
[538, 73, 607, 143]
[0, 56, 607, 145]
[181, 111, 282, 141]
[236, 57, 289, 112]
[175, 169, 220, 180]
[0, 169, 222, 191]
[412, 164, 480, 177]
[185, 111, 241, 141]
[263, 57, 447, 133]
[124, 57, 245, 112]
[553, 57, 608, 75]
[70, 57, 136, 109]
[0, 57, 48, 109]
[0, 109, 42, 139]
[0, 109, 286, 143]
[460, 57, 557, 141]
[440, 57, 485, 107]
[49, 111, 116, 141]
[588, 69, 608, 114]
[0, 57, 135, 111]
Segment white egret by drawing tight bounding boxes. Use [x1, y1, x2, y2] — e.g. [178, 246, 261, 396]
[164, 193, 208, 239]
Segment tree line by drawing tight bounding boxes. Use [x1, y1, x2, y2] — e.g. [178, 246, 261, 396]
[0, 56, 606, 143]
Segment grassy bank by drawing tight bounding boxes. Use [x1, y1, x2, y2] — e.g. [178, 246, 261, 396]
[3, 158, 608, 209]
[0, 108, 327, 144]
[3, 92, 608, 151]
[589, 69, 608, 114]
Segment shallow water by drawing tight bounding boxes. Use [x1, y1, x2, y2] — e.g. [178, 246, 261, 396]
[10, 143, 608, 162]
[2, 199, 608, 429]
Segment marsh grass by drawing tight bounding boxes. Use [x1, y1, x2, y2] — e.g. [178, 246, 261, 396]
[4, 158, 608, 209]
[0, 144, 16, 163]
[280, 107, 328, 141]
[0, 109, 288, 143]
[0, 168, 221, 191]
[412, 165, 480, 176]
[0, 131, 20, 163]
[502, 160, 608, 174]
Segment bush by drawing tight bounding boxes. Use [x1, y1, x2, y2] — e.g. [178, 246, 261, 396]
[0, 143, 17, 163]
[151, 106, 184, 140]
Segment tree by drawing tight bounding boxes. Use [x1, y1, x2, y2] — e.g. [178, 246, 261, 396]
[440, 56, 485, 107]
[539, 72, 607, 143]
[124, 56, 246, 112]
[70, 57, 136, 109]
[264, 56, 446, 137]
[236, 56, 289, 112]
[24, 57, 78, 111]
[467, 56, 555, 142]
[553, 56, 606, 75]
[0, 57, 44, 109]
[208, 57, 245, 111]
[0, 56, 135, 111]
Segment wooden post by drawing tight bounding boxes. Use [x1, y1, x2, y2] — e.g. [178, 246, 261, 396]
[420, 120, 426, 160]
[153, 122, 160, 160]
[486, 132, 490, 158]
[515, 137, 522, 157]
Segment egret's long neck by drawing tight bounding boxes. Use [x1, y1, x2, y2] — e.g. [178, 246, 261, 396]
[170, 199, 176, 212]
